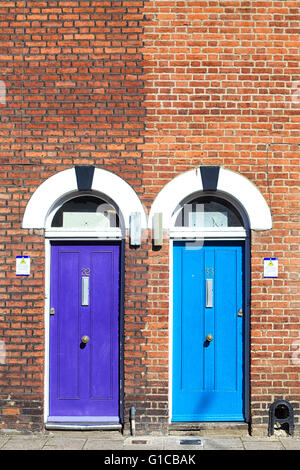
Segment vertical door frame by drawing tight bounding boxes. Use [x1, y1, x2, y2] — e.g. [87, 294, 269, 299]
[169, 201, 251, 424]
[21, 167, 147, 428]
[149, 168, 271, 425]
[44, 235, 124, 426]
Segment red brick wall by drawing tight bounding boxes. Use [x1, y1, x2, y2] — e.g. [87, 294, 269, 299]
[0, 1, 299, 435]
[0, 0, 147, 431]
[141, 0, 300, 435]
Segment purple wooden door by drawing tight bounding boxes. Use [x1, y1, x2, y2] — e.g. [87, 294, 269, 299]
[49, 242, 120, 421]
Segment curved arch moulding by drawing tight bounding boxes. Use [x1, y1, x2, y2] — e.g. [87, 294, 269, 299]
[22, 167, 148, 234]
[149, 167, 272, 231]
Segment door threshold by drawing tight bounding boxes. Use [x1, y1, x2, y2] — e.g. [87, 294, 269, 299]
[45, 422, 122, 431]
[169, 421, 249, 436]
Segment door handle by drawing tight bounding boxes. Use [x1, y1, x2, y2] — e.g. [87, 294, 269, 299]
[206, 334, 213, 342]
[81, 335, 90, 344]
[206, 278, 213, 308]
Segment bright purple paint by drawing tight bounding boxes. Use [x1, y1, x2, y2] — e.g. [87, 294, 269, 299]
[49, 242, 120, 420]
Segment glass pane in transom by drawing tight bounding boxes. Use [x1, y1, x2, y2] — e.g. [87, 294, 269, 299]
[51, 196, 119, 229]
[174, 196, 243, 228]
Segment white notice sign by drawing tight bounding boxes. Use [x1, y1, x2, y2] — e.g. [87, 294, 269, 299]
[16, 256, 30, 276]
[264, 258, 278, 278]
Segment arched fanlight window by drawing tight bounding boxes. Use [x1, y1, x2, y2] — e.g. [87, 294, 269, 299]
[51, 195, 120, 229]
[174, 195, 244, 228]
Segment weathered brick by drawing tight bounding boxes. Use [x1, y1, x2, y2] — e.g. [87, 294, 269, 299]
[0, 0, 299, 436]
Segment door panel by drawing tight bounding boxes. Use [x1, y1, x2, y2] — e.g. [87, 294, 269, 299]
[57, 251, 80, 400]
[90, 250, 115, 401]
[214, 247, 241, 392]
[172, 241, 244, 422]
[181, 248, 205, 391]
[49, 243, 120, 421]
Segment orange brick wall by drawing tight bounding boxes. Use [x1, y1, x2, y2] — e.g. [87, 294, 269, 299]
[0, 1, 299, 435]
[140, 0, 300, 435]
[0, 0, 147, 432]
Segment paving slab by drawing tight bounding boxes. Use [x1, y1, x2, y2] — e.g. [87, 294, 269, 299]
[164, 436, 204, 450]
[279, 438, 300, 450]
[202, 436, 244, 450]
[124, 435, 205, 451]
[242, 437, 285, 450]
[42, 436, 87, 450]
[1, 436, 48, 450]
[0, 436, 10, 449]
[123, 437, 163, 450]
[0, 430, 300, 451]
[83, 438, 125, 450]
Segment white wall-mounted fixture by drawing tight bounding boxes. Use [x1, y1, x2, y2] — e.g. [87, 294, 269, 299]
[130, 212, 141, 246]
[153, 212, 163, 246]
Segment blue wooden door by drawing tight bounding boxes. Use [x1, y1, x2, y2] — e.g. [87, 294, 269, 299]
[172, 241, 244, 421]
[49, 242, 120, 422]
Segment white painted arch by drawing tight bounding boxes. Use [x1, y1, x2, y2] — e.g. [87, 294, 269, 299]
[149, 167, 272, 231]
[22, 167, 147, 231]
